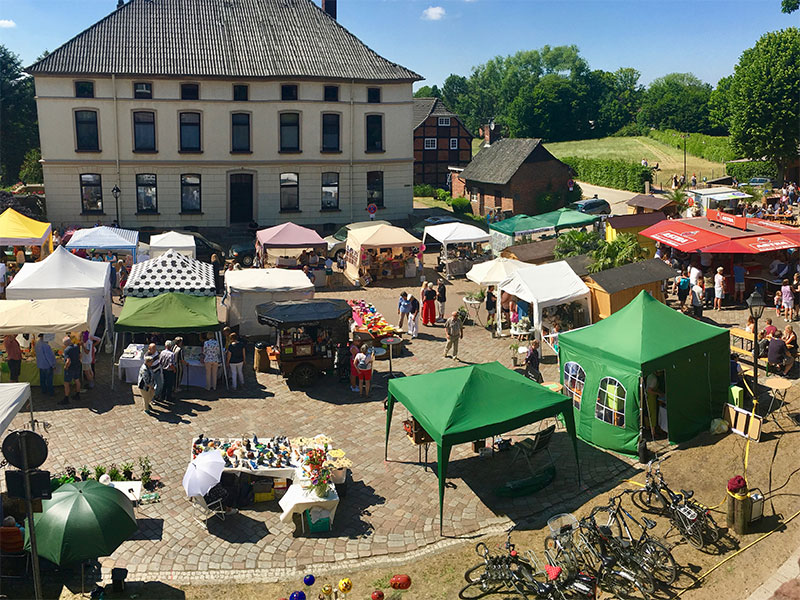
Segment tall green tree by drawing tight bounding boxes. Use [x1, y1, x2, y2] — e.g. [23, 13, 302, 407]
[414, 85, 441, 98]
[708, 75, 734, 133]
[782, 0, 798, 13]
[0, 45, 39, 185]
[589, 233, 646, 273]
[728, 28, 800, 184]
[554, 230, 602, 259]
[637, 72, 713, 133]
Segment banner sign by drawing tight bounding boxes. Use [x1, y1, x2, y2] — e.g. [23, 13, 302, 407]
[706, 209, 748, 230]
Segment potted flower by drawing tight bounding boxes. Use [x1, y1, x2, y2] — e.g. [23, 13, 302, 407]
[120, 461, 134, 481]
[139, 456, 152, 489]
[94, 465, 107, 481]
[304, 448, 327, 477]
[509, 341, 520, 366]
[310, 468, 333, 498]
[79, 466, 91, 481]
[108, 464, 123, 482]
[517, 316, 532, 332]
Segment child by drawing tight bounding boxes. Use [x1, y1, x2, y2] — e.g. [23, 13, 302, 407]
[775, 290, 783, 317]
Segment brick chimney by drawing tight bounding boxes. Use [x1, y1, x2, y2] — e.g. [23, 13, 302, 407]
[117, 0, 124, 7]
[483, 120, 501, 147]
[321, 0, 337, 20]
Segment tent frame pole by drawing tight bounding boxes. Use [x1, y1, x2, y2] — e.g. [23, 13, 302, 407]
[217, 331, 229, 389]
[110, 333, 118, 390]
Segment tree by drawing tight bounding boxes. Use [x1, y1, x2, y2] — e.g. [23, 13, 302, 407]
[782, 0, 798, 12]
[507, 74, 592, 141]
[0, 45, 39, 185]
[708, 75, 734, 133]
[664, 188, 690, 214]
[414, 85, 441, 98]
[588, 233, 646, 273]
[637, 72, 713, 133]
[18, 148, 42, 183]
[728, 28, 800, 184]
[554, 229, 602, 259]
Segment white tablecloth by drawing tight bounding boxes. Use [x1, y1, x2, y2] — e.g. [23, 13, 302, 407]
[110, 481, 142, 503]
[278, 483, 339, 524]
[118, 344, 210, 387]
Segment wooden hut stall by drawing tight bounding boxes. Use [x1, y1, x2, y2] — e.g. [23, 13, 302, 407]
[605, 212, 666, 259]
[499, 238, 558, 265]
[583, 259, 676, 322]
[626, 194, 678, 216]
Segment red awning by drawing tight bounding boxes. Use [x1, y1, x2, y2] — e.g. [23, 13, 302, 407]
[700, 235, 799, 254]
[639, 220, 729, 251]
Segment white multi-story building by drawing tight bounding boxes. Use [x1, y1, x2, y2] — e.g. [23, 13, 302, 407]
[28, 0, 421, 230]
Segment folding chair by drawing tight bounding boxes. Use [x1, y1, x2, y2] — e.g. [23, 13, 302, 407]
[510, 424, 556, 475]
[0, 552, 30, 579]
[190, 494, 227, 527]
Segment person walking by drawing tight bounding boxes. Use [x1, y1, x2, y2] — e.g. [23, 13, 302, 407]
[35, 334, 56, 396]
[353, 344, 374, 397]
[3, 335, 21, 383]
[408, 293, 420, 339]
[713, 267, 725, 311]
[173, 337, 186, 393]
[397, 291, 410, 331]
[674, 270, 691, 309]
[202, 333, 221, 391]
[210, 254, 224, 295]
[443, 311, 464, 360]
[422, 282, 437, 326]
[348, 341, 360, 393]
[114, 260, 128, 303]
[781, 278, 794, 322]
[144, 343, 163, 401]
[80, 331, 99, 389]
[60, 336, 81, 405]
[485, 285, 497, 329]
[524, 340, 543, 383]
[703, 270, 715, 308]
[138, 355, 157, 414]
[226, 332, 246, 390]
[159, 340, 177, 402]
[690, 279, 704, 319]
[436, 278, 447, 322]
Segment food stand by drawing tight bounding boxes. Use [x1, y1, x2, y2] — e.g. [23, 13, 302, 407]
[255, 299, 351, 387]
[683, 187, 751, 217]
[255, 223, 328, 287]
[422, 222, 491, 278]
[344, 224, 421, 285]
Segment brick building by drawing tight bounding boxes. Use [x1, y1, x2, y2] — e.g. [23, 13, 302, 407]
[451, 137, 572, 216]
[412, 98, 473, 188]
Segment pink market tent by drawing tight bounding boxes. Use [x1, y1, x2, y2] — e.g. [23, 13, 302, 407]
[256, 223, 326, 249]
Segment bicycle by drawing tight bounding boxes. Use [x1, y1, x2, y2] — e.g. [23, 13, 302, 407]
[590, 491, 677, 587]
[542, 513, 584, 580]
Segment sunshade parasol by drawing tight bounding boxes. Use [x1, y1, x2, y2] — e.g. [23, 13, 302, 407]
[182, 450, 225, 497]
[466, 257, 527, 286]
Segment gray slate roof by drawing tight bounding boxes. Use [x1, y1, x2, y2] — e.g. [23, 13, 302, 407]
[459, 138, 542, 186]
[588, 258, 677, 295]
[626, 194, 675, 210]
[27, 0, 421, 82]
[412, 97, 456, 128]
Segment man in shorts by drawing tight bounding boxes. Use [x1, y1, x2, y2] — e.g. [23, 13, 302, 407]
[60, 336, 82, 405]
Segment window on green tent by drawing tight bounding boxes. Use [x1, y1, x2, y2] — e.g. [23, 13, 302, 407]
[596, 377, 626, 427]
[563, 362, 586, 410]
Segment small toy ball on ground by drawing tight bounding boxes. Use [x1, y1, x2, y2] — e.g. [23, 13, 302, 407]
[371, 591, 385, 600]
[321, 583, 333, 596]
[303, 574, 315, 586]
[390, 574, 412, 589]
[289, 592, 306, 600]
[338, 577, 353, 593]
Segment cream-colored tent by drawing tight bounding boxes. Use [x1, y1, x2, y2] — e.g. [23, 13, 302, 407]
[0, 298, 91, 335]
[148, 231, 197, 259]
[344, 224, 420, 280]
[224, 269, 315, 336]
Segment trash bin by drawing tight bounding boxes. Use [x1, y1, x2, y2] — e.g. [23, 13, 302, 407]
[254, 342, 269, 373]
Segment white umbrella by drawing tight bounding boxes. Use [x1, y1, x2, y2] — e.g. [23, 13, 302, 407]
[466, 257, 527, 286]
[182, 450, 225, 497]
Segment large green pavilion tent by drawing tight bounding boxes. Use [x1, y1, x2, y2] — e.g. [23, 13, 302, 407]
[385, 361, 579, 533]
[558, 291, 729, 455]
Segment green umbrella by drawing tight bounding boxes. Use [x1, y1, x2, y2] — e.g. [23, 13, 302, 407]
[24, 480, 138, 565]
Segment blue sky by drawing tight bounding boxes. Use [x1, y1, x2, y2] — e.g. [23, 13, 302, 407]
[1, 0, 794, 88]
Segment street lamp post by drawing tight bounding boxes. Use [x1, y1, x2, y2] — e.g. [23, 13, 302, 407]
[680, 133, 689, 184]
[111, 185, 121, 227]
[747, 289, 767, 400]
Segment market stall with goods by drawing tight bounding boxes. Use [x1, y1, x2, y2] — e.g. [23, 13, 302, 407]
[422, 222, 491, 278]
[224, 269, 314, 337]
[0, 208, 54, 271]
[7, 246, 112, 341]
[348, 300, 400, 344]
[0, 298, 91, 385]
[148, 230, 197, 259]
[117, 343, 207, 387]
[66, 226, 140, 263]
[489, 209, 600, 256]
[385, 362, 579, 533]
[558, 291, 729, 455]
[124, 249, 215, 297]
[344, 224, 421, 285]
[256, 223, 329, 286]
[255, 299, 351, 387]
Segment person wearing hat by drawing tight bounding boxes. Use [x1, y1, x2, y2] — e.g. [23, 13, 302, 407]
[713, 266, 725, 311]
[138, 355, 157, 415]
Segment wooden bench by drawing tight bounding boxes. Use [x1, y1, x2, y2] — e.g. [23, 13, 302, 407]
[730, 327, 769, 372]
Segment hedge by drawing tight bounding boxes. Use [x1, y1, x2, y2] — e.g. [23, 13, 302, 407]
[451, 197, 472, 215]
[560, 157, 652, 193]
[725, 160, 778, 181]
[647, 129, 738, 163]
[413, 184, 438, 198]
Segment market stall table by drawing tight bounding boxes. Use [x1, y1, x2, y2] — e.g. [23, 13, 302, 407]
[117, 344, 210, 387]
[349, 300, 400, 344]
[462, 298, 484, 326]
[383, 336, 402, 378]
[1, 359, 64, 386]
[763, 377, 792, 425]
[278, 483, 339, 530]
[110, 481, 142, 505]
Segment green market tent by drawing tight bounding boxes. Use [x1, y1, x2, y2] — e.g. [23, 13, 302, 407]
[489, 210, 599, 255]
[115, 293, 220, 333]
[558, 291, 729, 455]
[385, 361, 579, 533]
[525, 208, 600, 231]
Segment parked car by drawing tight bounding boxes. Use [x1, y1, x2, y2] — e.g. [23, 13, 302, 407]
[570, 196, 611, 215]
[746, 177, 776, 189]
[228, 239, 257, 267]
[323, 220, 390, 260]
[139, 229, 225, 263]
[409, 215, 463, 250]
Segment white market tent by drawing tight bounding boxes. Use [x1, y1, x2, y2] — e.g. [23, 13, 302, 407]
[224, 269, 315, 336]
[0, 298, 91, 335]
[124, 249, 215, 297]
[149, 231, 196, 259]
[6, 246, 112, 339]
[466, 257, 527, 286]
[498, 261, 592, 342]
[66, 226, 140, 262]
[344, 224, 421, 281]
[422, 222, 490, 247]
[0, 383, 33, 437]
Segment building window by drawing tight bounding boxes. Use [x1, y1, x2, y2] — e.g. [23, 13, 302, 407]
[424, 138, 437, 150]
[181, 83, 199, 100]
[133, 111, 156, 151]
[181, 174, 201, 213]
[367, 87, 381, 103]
[134, 82, 152, 99]
[280, 112, 300, 152]
[450, 137, 458, 150]
[321, 113, 340, 152]
[231, 113, 251, 152]
[179, 112, 201, 151]
[322, 172, 339, 210]
[75, 81, 94, 98]
[563, 362, 586, 410]
[366, 114, 383, 152]
[438, 116, 451, 127]
[596, 377, 626, 427]
[281, 84, 298, 101]
[79, 174, 103, 213]
[367, 171, 384, 208]
[233, 84, 248, 101]
[75, 110, 99, 151]
[136, 174, 158, 213]
[324, 85, 339, 102]
[280, 172, 299, 211]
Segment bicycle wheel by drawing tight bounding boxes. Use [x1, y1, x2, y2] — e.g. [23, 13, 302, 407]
[591, 507, 624, 541]
[458, 580, 504, 599]
[700, 510, 722, 544]
[464, 562, 488, 584]
[602, 567, 651, 600]
[675, 514, 704, 550]
[626, 556, 656, 594]
[640, 539, 677, 586]
[635, 488, 668, 514]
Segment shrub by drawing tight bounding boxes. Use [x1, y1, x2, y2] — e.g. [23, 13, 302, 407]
[451, 196, 472, 215]
[413, 184, 437, 198]
[612, 122, 649, 137]
[18, 148, 43, 184]
[725, 160, 778, 181]
[436, 188, 452, 203]
[647, 129, 738, 163]
[561, 157, 652, 193]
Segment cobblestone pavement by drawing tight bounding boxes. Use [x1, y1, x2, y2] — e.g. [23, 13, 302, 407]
[6, 269, 654, 585]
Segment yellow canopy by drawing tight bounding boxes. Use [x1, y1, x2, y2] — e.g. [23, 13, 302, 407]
[345, 224, 420, 280]
[0, 208, 53, 252]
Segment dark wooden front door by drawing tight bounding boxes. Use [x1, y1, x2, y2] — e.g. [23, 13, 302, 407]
[229, 173, 253, 223]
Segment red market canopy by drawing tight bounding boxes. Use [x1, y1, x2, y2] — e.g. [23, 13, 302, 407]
[700, 235, 799, 254]
[256, 222, 326, 249]
[639, 219, 728, 252]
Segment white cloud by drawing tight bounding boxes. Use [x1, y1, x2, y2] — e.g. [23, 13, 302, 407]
[0, 19, 16, 28]
[421, 6, 445, 20]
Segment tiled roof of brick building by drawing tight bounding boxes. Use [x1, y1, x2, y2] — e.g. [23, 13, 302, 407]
[27, 0, 421, 82]
[459, 138, 543, 185]
[412, 97, 457, 128]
